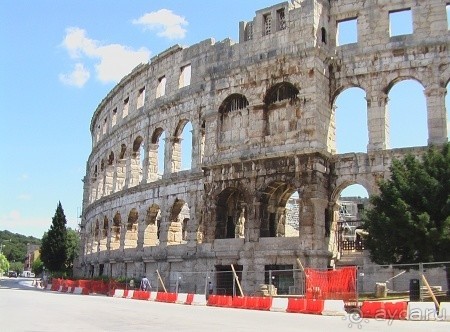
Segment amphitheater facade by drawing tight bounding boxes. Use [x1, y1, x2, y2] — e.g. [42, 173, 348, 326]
[76, 0, 449, 294]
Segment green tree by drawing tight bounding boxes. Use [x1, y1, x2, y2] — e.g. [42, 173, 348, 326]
[9, 261, 24, 274]
[40, 202, 68, 273]
[65, 228, 80, 275]
[32, 257, 44, 275]
[363, 143, 450, 264]
[0, 253, 9, 275]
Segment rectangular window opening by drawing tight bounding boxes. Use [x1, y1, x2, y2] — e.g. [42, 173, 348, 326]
[112, 108, 117, 127]
[156, 76, 166, 98]
[277, 9, 286, 31]
[389, 9, 413, 37]
[123, 97, 129, 118]
[263, 13, 272, 36]
[179, 64, 191, 88]
[137, 87, 146, 109]
[337, 18, 357, 46]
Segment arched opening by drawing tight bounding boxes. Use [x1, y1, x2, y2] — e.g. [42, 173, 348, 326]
[131, 136, 144, 186]
[264, 82, 299, 105]
[148, 128, 165, 181]
[168, 199, 190, 245]
[99, 217, 108, 251]
[333, 87, 367, 153]
[260, 182, 299, 238]
[125, 208, 138, 249]
[115, 144, 127, 191]
[111, 212, 121, 250]
[332, 184, 369, 258]
[216, 188, 246, 239]
[387, 79, 427, 148]
[173, 121, 193, 172]
[144, 204, 161, 247]
[219, 94, 249, 114]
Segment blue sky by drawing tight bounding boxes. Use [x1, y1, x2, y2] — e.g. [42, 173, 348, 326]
[0, 1, 448, 238]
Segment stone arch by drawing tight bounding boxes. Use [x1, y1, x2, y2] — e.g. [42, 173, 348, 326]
[263, 82, 300, 137]
[110, 212, 121, 249]
[167, 199, 190, 245]
[173, 120, 193, 172]
[264, 82, 299, 105]
[99, 216, 109, 251]
[331, 86, 368, 153]
[144, 203, 161, 247]
[148, 127, 166, 180]
[215, 187, 247, 239]
[219, 93, 249, 114]
[108, 151, 114, 165]
[384, 77, 427, 148]
[125, 208, 138, 249]
[259, 181, 299, 238]
[130, 136, 144, 186]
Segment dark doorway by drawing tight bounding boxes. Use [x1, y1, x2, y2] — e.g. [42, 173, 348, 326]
[215, 265, 243, 295]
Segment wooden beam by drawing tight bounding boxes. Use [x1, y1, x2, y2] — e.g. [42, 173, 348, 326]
[156, 269, 167, 293]
[231, 264, 244, 297]
[421, 274, 439, 309]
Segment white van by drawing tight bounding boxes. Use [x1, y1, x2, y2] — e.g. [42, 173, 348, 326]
[21, 271, 35, 278]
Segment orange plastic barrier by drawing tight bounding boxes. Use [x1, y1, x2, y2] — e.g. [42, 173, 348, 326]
[244, 296, 258, 310]
[305, 267, 357, 301]
[217, 295, 233, 307]
[258, 297, 272, 311]
[360, 301, 385, 318]
[123, 290, 129, 298]
[207, 294, 219, 306]
[155, 292, 177, 303]
[384, 302, 407, 320]
[287, 298, 307, 313]
[185, 293, 194, 305]
[232, 296, 246, 308]
[304, 299, 324, 314]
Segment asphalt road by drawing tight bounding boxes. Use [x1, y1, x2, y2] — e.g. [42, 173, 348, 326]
[1, 277, 449, 332]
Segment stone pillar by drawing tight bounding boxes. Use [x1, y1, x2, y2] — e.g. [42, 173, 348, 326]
[366, 92, 389, 151]
[425, 85, 448, 145]
[163, 137, 172, 176]
[171, 136, 182, 173]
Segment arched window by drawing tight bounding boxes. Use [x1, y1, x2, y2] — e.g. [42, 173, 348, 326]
[219, 94, 249, 114]
[264, 82, 299, 105]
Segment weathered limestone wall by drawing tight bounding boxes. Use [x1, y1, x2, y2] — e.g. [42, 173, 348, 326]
[76, 0, 449, 294]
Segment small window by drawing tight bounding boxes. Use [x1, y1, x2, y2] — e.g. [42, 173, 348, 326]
[277, 9, 286, 31]
[179, 64, 191, 88]
[263, 13, 272, 36]
[137, 87, 145, 109]
[112, 108, 117, 127]
[321, 27, 327, 44]
[123, 97, 129, 118]
[337, 18, 357, 45]
[389, 9, 413, 37]
[102, 117, 107, 135]
[156, 76, 166, 98]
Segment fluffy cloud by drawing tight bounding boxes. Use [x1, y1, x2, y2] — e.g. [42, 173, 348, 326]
[132, 9, 188, 39]
[59, 63, 90, 87]
[60, 27, 150, 86]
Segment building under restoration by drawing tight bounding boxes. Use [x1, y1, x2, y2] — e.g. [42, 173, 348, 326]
[76, 0, 449, 295]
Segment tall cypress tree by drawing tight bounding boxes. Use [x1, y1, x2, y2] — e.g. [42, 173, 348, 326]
[40, 202, 68, 272]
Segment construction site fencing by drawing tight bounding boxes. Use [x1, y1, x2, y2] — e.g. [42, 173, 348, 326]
[357, 261, 450, 299]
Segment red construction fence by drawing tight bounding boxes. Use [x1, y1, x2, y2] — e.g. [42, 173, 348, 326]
[304, 266, 357, 301]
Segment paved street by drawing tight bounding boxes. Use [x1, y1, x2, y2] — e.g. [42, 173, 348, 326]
[1, 277, 449, 332]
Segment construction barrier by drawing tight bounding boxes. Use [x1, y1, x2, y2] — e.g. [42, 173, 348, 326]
[271, 298, 289, 312]
[185, 293, 194, 305]
[438, 302, 450, 321]
[360, 301, 385, 319]
[176, 293, 189, 304]
[231, 296, 246, 309]
[384, 301, 407, 320]
[191, 294, 207, 306]
[321, 300, 346, 316]
[155, 292, 177, 303]
[407, 302, 437, 321]
[287, 298, 307, 313]
[113, 289, 125, 298]
[305, 267, 357, 301]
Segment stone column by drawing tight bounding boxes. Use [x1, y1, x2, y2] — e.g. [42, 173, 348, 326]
[366, 92, 389, 151]
[425, 85, 448, 145]
[310, 198, 328, 251]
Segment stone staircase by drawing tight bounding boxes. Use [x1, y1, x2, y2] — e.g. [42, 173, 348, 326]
[335, 250, 370, 267]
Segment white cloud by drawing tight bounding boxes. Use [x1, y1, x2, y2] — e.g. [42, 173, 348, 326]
[59, 63, 90, 87]
[132, 9, 188, 39]
[60, 27, 150, 85]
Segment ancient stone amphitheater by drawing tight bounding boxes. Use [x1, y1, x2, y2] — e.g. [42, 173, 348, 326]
[76, 0, 449, 294]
